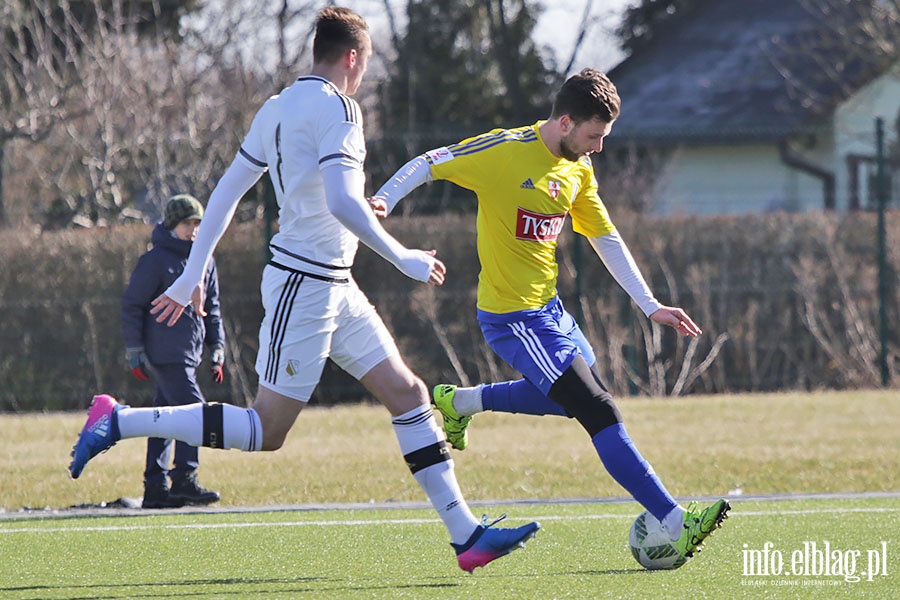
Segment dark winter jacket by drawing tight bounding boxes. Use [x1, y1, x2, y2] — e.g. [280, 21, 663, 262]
[121, 223, 224, 366]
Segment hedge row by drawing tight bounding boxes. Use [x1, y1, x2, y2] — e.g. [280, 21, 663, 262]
[0, 210, 896, 412]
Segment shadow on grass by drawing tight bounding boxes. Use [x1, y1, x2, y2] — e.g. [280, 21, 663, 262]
[577, 568, 647, 575]
[0, 575, 462, 599]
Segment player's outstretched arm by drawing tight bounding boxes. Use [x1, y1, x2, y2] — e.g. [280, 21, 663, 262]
[152, 157, 263, 327]
[323, 164, 444, 285]
[588, 230, 662, 317]
[650, 306, 702, 337]
[589, 231, 701, 337]
[372, 155, 432, 214]
[150, 284, 207, 327]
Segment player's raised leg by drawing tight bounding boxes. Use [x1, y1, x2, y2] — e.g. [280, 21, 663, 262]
[548, 357, 732, 554]
[433, 380, 570, 450]
[361, 355, 540, 572]
[69, 392, 269, 479]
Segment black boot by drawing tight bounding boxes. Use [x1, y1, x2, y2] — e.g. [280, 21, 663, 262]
[142, 482, 186, 509]
[170, 474, 220, 505]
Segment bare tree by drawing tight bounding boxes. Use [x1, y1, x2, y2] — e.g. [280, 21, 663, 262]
[594, 143, 676, 215]
[769, 0, 899, 115]
[181, 0, 319, 89]
[410, 285, 471, 387]
[561, 0, 597, 74]
[791, 218, 889, 386]
[0, 0, 84, 227]
[3, 0, 315, 228]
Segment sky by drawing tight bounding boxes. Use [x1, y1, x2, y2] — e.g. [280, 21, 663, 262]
[184, 0, 638, 78]
[349, 0, 636, 74]
[531, 0, 637, 71]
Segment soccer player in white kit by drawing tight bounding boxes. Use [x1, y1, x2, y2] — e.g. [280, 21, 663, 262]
[69, 6, 537, 573]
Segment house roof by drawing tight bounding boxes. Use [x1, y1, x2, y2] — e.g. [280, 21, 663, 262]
[606, 0, 895, 144]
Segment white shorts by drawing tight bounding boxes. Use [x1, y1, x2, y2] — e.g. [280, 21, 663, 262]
[255, 262, 399, 401]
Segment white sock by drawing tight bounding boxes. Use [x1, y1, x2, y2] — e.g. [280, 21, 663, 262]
[452, 385, 483, 417]
[117, 404, 263, 451]
[392, 404, 479, 544]
[662, 506, 686, 541]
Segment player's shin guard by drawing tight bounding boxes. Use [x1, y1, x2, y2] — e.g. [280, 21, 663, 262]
[202, 403, 263, 451]
[116, 403, 263, 451]
[392, 404, 479, 543]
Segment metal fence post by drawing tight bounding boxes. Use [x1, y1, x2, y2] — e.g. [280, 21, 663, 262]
[875, 117, 889, 387]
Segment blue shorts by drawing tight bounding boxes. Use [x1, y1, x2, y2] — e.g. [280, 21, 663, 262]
[478, 295, 596, 396]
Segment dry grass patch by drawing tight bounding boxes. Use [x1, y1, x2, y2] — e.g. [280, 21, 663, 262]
[1, 389, 897, 511]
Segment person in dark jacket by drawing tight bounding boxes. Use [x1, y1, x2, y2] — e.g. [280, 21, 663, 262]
[121, 194, 225, 508]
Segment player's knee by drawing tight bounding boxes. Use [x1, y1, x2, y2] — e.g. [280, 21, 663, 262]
[388, 374, 429, 415]
[249, 389, 303, 451]
[364, 359, 430, 415]
[408, 375, 429, 403]
[549, 357, 623, 437]
[386, 362, 427, 399]
[590, 389, 623, 432]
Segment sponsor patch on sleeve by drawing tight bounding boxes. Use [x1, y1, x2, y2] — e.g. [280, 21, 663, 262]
[425, 147, 454, 165]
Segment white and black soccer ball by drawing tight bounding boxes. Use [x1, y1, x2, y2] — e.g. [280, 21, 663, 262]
[628, 510, 687, 570]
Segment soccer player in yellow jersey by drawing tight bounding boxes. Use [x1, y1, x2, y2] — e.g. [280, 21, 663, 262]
[373, 69, 730, 562]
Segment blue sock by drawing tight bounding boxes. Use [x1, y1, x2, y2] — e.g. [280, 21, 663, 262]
[482, 379, 569, 417]
[592, 423, 678, 521]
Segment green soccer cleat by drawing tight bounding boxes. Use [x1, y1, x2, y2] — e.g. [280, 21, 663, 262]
[433, 384, 471, 451]
[672, 499, 731, 560]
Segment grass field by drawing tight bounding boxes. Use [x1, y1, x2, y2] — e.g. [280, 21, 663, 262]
[2, 497, 898, 599]
[1, 389, 898, 598]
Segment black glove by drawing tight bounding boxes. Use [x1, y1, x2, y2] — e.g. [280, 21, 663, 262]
[210, 345, 225, 384]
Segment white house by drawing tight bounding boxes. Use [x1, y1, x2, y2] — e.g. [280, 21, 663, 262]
[604, 0, 899, 215]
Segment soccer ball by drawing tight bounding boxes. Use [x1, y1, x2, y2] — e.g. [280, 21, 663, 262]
[628, 511, 687, 570]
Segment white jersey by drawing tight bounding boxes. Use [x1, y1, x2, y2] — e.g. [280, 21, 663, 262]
[238, 76, 366, 277]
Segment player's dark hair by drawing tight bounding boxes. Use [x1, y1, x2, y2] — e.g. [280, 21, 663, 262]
[313, 7, 370, 65]
[551, 68, 621, 124]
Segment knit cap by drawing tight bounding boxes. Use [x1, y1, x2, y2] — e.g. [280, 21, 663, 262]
[163, 194, 204, 229]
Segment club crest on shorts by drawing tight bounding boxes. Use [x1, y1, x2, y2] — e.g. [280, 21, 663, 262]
[286, 359, 301, 377]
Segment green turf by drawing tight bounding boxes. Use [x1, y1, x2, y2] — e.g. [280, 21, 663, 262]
[2, 497, 898, 599]
[3, 390, 899, 598]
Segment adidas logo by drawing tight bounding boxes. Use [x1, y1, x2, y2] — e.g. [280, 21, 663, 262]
[88, 414, 110, 437]
[520, 178, 535, 189]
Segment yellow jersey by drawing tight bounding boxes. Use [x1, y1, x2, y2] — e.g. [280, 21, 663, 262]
[426, 121, 616, 313]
